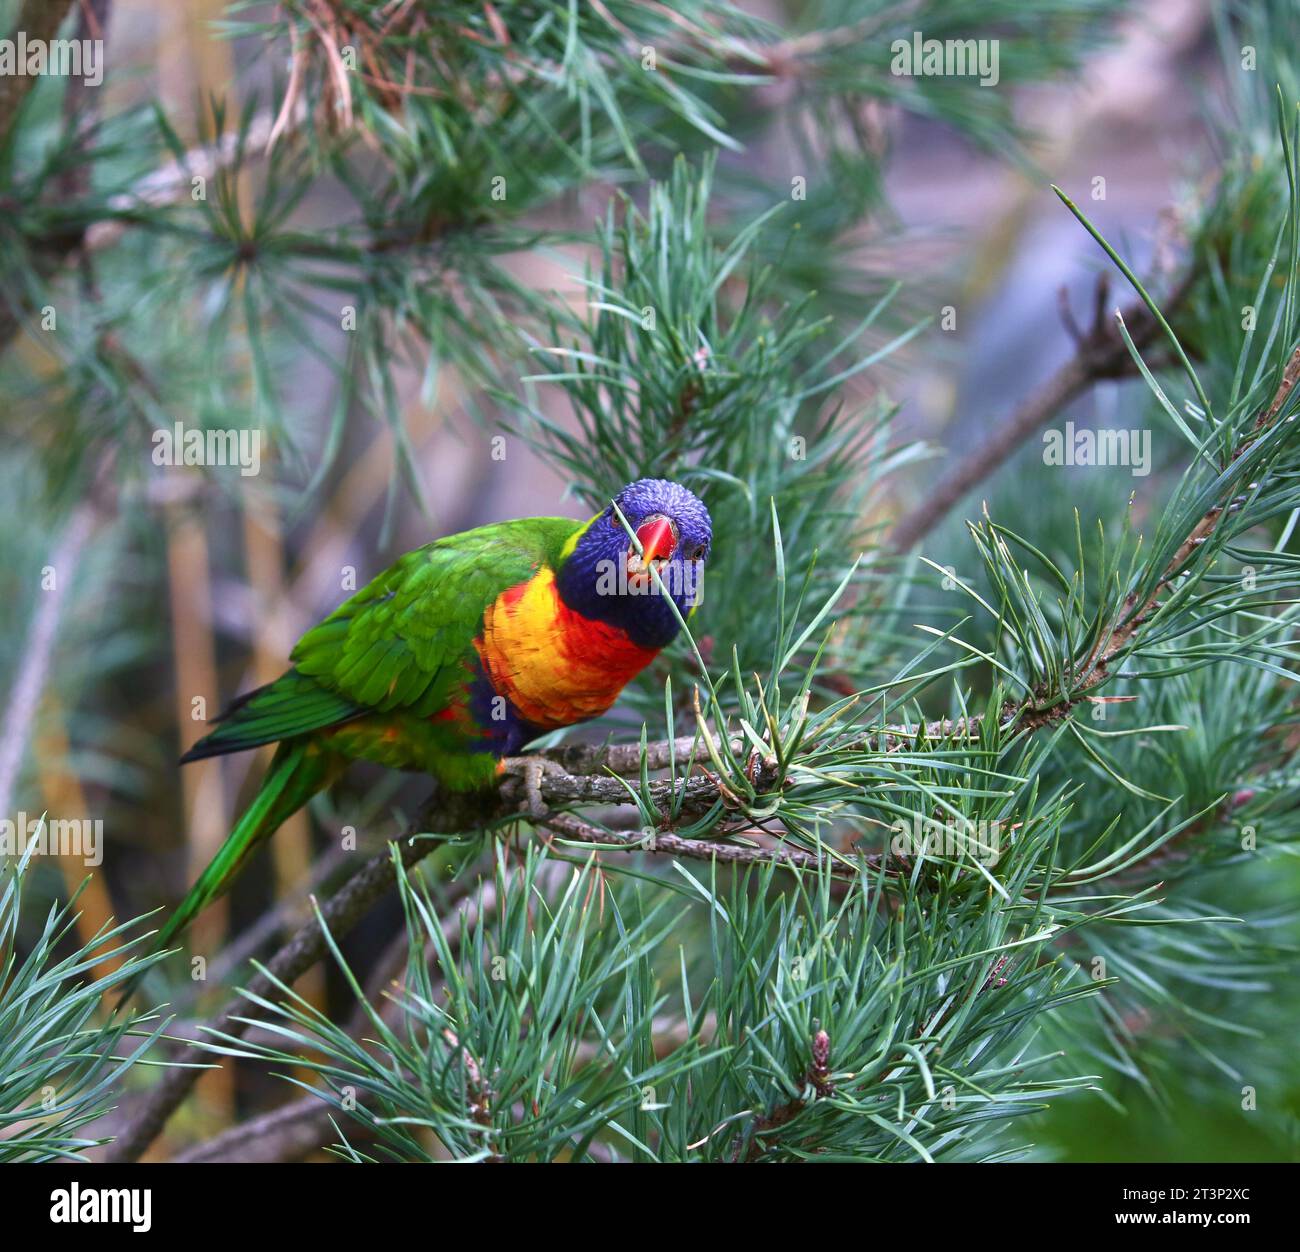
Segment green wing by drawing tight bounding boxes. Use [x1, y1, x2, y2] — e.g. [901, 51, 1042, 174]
[182, 517, 580, 762]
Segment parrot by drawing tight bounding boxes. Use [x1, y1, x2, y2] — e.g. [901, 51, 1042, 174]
[138, 477, 712, 978]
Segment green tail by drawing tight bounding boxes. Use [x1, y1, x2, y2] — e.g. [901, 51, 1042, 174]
[119, 740, 336, 1005]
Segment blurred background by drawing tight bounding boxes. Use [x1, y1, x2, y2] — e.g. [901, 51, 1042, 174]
[2, 0, 1296, 1161]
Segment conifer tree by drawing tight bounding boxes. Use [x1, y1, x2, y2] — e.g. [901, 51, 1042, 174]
[1, 0, 1298, 1165]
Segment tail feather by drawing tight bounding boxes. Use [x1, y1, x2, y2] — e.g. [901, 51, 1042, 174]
[180, 670, 364, 764]
[119, 740, 337, 1006]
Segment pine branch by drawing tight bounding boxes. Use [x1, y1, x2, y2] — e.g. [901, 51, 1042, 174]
[102, 325, 1300, 1162]
[535, 726, 950, 776]
[0, 848, 168, 1163]
[171, 1091, 342, 1165]
[82, 109, 281, 254]
[109, 769, 858, 1160]
[0, 105, 281, 356]
[1085, 343, 1300, 680]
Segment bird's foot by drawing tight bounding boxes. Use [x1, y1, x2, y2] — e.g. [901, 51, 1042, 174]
[500, 755, 565, 819]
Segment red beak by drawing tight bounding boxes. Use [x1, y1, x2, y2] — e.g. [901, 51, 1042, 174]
[635, 517, 676, 564]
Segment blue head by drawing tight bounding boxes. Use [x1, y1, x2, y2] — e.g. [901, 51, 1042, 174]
[555, 478, 713, 649]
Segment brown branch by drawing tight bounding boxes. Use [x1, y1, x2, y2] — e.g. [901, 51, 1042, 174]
[171, 1090, 342, 1164]
[542, 812, 858, 879]
[194, 846, 352, 995]
[517, 760, 720, 808]
[535, 715, 981, 779]
[1258, 348, 1300, 430]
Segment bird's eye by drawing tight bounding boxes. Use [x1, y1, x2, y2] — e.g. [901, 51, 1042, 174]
[684, 542, 705, 560]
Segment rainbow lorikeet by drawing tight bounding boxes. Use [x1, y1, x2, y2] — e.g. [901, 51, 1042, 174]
[149, 478, 712, 961]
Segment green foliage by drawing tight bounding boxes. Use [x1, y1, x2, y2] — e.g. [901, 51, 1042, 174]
[206, 847, 705, 1162]
[0, 847, 167, 1162]
[207, 834, 1118, 1162]
[4, 0, 1300, 1165]
[893, 7, 1300, 1147]
[218, 109, 1300, 1155]
[1, 0, 1123, 510]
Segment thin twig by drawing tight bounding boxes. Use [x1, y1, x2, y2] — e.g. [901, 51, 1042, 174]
[0, 507, 95, 819]
[542, 813, 855, 878]
[535, 716, 977, 778]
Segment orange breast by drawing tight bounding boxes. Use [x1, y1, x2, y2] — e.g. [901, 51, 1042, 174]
[476, 569, 658, 729]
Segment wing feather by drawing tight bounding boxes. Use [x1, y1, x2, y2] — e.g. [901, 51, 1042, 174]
[291, 518, 580, 715]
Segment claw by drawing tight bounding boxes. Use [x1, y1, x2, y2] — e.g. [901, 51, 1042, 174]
[499, 755, 565, 819]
